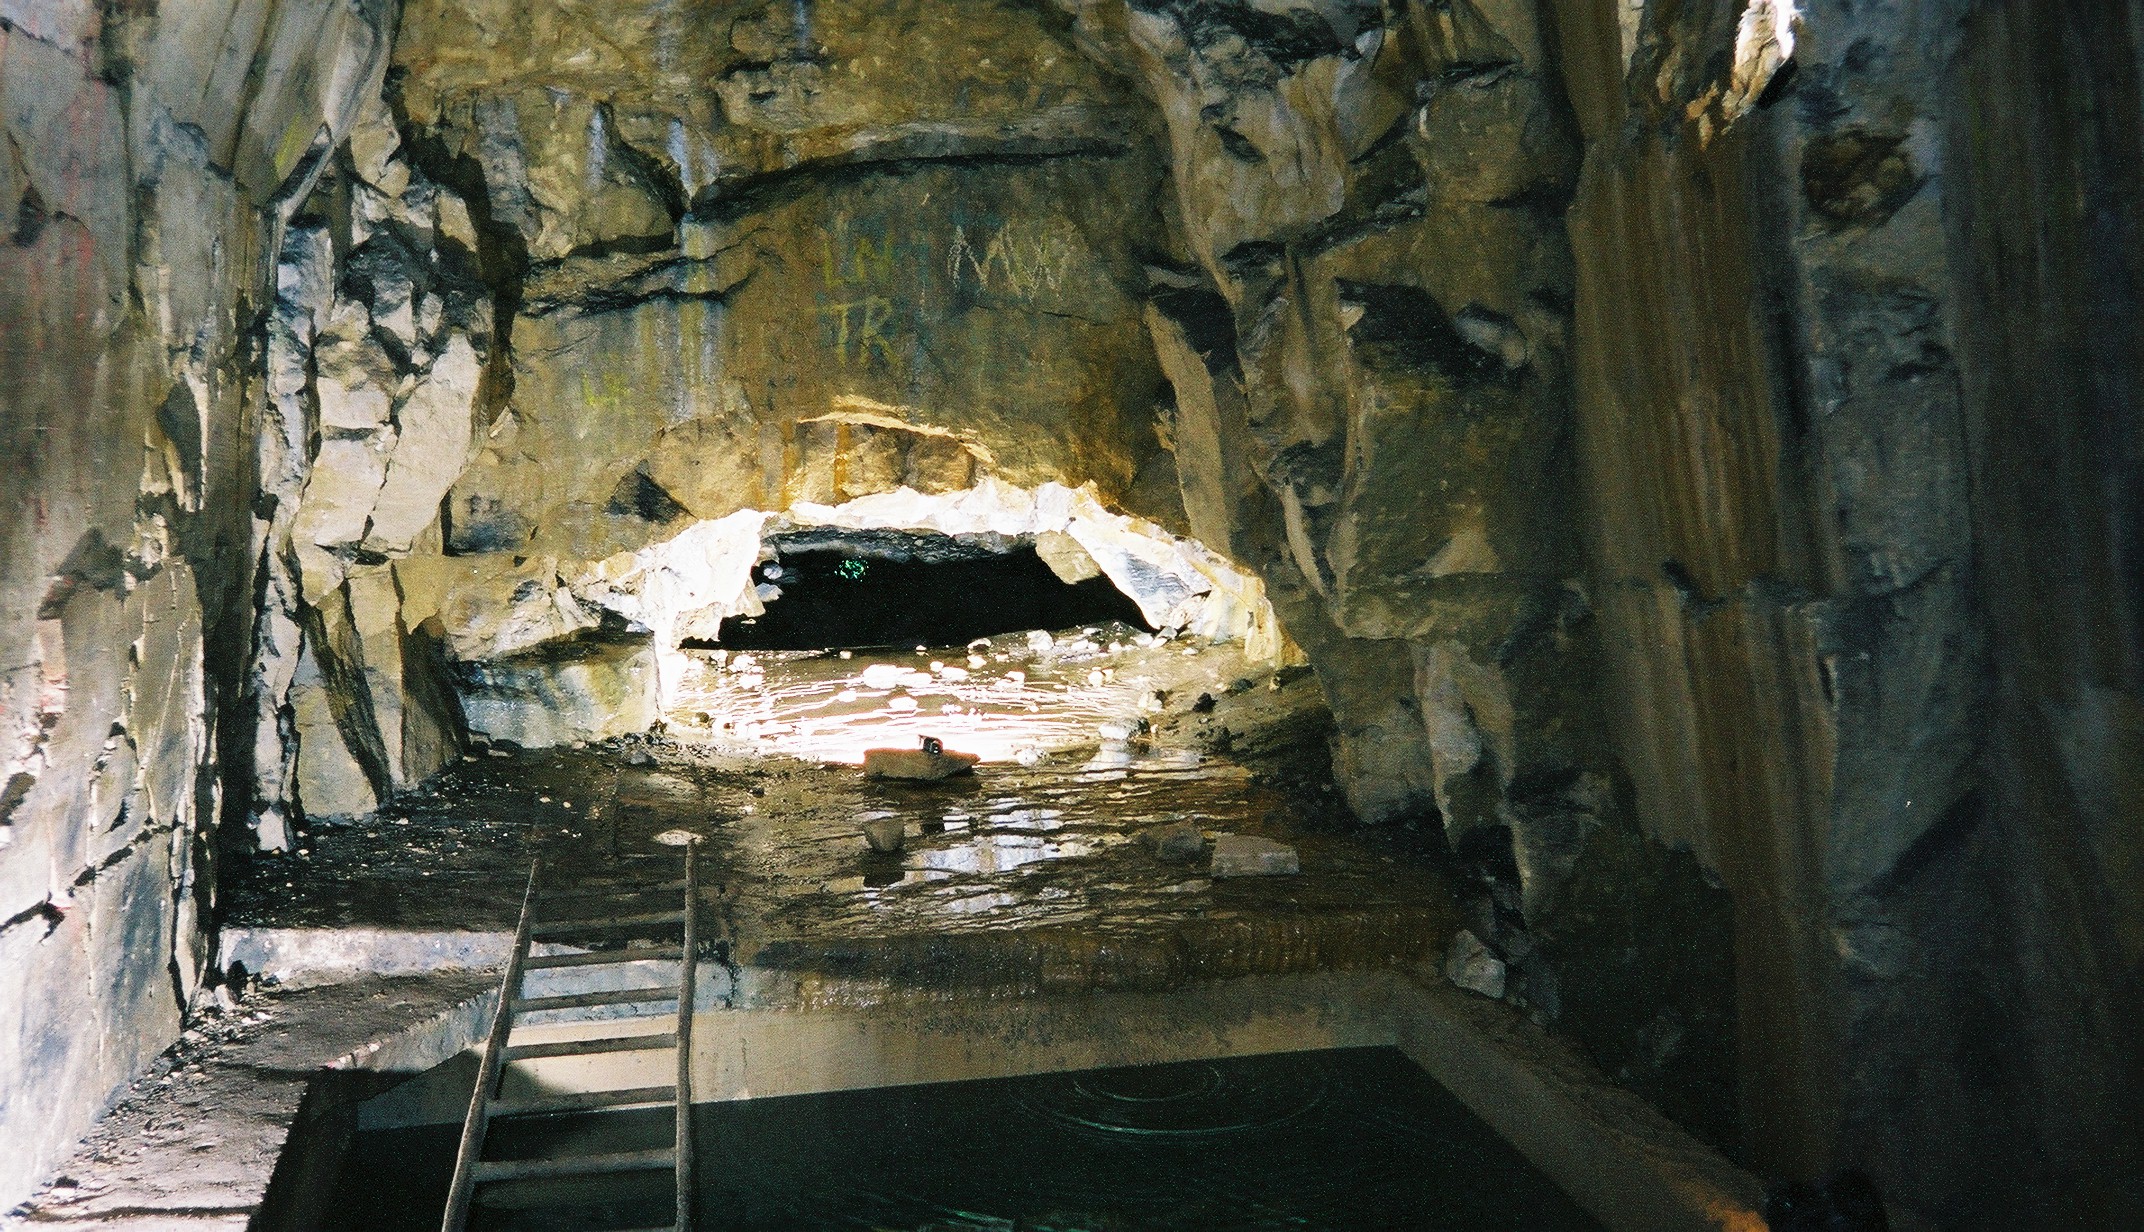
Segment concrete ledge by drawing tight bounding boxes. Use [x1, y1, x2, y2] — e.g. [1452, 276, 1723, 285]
[374, 970, 1395, 1125]
[19, 958, 1765, 1232]
[7, 976, 494, 1231]
[359, 965, 1767, 1232]
[1389, 972, 1766, 1232]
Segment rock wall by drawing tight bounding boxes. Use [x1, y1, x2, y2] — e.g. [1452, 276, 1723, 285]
[253, 0, 1206, 818]
[0, 0, 395, 1206]
[1545, 0, 2144, 1221]
[259, 0, 1613, 904]
[1069, 0, 1614, 901]
[1068, 0, 2141, 1220]
[220, 0, 2144, 1218]
[1938, 0, 2144, 1218]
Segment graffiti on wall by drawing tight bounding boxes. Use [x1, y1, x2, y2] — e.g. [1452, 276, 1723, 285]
[814, 211, 1081, 379]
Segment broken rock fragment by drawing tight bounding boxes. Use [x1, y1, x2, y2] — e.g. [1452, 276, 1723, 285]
[1444, 930, 1508, 999]
[1208, 833, 1300, 877]
[1140, 821, 1206, 863]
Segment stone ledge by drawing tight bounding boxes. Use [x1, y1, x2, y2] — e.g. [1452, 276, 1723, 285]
[6, 976, 492, 1230]
[220, 928, 516, 988]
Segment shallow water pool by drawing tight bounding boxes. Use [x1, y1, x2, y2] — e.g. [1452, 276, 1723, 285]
[326, 1047, 1601, 1231]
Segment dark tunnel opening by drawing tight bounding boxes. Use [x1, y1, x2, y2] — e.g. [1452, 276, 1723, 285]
[696, 535, 1153, 651]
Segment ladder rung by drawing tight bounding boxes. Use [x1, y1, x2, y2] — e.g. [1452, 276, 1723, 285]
[503, 1032, 677, 1062]
[534, 910, 686, 934]
[525, 946, 684, 970]
[491, 1084, 676, 1117]
[473, 1147, 675, 1184]
[542, 879, 690, 901]
[515, 985, 682, 1013]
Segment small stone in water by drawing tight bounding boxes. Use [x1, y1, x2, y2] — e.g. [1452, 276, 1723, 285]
[862, 819, 906, 853]
[1208, 834, 1300, 877]
[1141, 822, 1206, 863]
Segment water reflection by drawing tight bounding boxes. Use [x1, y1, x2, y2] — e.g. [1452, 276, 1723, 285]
[667, 622, 1209, 764]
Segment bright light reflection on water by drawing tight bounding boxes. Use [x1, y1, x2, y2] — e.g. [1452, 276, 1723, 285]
[665, 622, 1210, 764]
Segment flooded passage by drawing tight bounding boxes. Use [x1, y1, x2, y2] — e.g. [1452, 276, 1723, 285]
[232, 624, 1529, 1229]
[227, 623, 1457, 992]
[325, 1048, 1604, 1231]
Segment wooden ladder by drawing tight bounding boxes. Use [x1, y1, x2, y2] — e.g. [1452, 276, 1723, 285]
[441, 844, 699, 1232]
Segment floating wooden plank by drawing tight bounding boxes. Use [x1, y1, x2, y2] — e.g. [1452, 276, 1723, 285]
[862, 746, 980, 780]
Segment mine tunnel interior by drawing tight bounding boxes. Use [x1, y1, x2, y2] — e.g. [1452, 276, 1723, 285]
[8, 0, 2142, 1227]
[704, 530, 1154, 651]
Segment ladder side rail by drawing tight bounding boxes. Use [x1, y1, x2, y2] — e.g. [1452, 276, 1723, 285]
[674, 842, 698, 1231]
[441, 855, 543, 1232]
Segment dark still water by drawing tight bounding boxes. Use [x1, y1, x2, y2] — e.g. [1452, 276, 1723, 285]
[326, 1047, 1602, 1231]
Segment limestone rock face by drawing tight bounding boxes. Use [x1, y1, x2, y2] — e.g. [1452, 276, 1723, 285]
[862, 747, 981, 781]
[382, 0, 1181, 572]
[457, 641, 661, 749]
[255, 112, 495, 823]
[228, 0, 1219, 805]
[1086, 0, 1605, 903]
[443, 152, 1172, 561]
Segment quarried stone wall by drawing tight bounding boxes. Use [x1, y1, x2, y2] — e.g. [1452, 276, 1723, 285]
[0, 0, 396, 1206]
